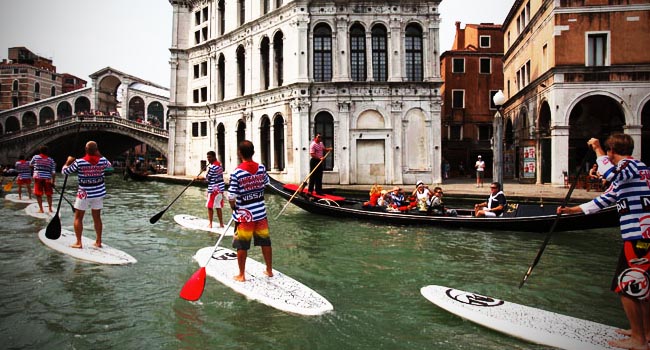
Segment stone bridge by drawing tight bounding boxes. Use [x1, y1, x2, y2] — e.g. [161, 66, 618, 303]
[0, 115, 168, 167]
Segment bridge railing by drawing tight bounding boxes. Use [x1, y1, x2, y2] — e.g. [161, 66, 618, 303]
[0, 115, 168, 144]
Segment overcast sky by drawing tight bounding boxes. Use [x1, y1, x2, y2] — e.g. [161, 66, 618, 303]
[0, 0, 512, 88]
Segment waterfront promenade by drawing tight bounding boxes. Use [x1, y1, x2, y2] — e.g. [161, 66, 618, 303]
[150, 174, 599, 202]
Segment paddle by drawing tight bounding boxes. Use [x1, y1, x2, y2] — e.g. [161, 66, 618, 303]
[53, 185, 76, 213]
[149, 167, 205, 224]
[179, 216, 235, 301]
[275, 150, 331, 219]
[519, 151, 591, 288]
[3, 175, 18, 192]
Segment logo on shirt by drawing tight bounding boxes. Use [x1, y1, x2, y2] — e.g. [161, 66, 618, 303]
[617, 198, 630, 215]
[236, 208, 253, 223]
[641, 196, 650, 212]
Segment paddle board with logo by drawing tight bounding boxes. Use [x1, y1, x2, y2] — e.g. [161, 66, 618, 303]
[420, 285, 620, 350]
[174, 214, 234, 236]
[5, 194, 37, 204]
[194, 246, 333, 316]
[38, 228, 137, 265]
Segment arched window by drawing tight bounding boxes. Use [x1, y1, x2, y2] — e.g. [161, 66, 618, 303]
[260, 116, 271, 167]
[238, 0, 245, 26]
[218, 0, 225, 35]
[217, 54, 225, 101]
[260, 37, 270, 90]
[405, 24, 423, 82]
[372, 24, 388, 82]
[236, 119, 246, 145]
[51, 86, 56, 96]
[12, 80, 18, 91]
[350, 23, 366, 82]
[217, 123, 226, 169]
[314, 112, 334, 170]
[236, 45, 246, 96]
[273, 31, 284, 86]
[273, 114, 285, 171]
[313, 24, 332, 82]
[34, 82, 40, 93]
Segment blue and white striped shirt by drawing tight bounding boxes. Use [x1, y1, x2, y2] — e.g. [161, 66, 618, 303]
[580, 156, 650, 240]
[227, 162, 269, 223]
[62, 156, 111, 199]
[15, 160, 32, 180]
[30, 154, 56, 179]
[206, 161, 225, 193]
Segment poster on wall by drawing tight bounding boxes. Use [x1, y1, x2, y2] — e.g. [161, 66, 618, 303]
[522, 145, 536, 179]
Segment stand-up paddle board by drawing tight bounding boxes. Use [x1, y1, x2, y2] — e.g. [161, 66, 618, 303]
[174, 214, 235, 236]
[5, 193, 37, 204]
[38, 228, 137, 265]
[193, 246, 333, 316]
[24, 203, 57, 219]
[420, 285, 620, 350]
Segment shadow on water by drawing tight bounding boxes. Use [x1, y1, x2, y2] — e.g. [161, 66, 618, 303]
[0, 176, 627, 349]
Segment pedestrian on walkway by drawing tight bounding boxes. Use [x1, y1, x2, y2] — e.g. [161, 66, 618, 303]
[475, 155, 485, 188]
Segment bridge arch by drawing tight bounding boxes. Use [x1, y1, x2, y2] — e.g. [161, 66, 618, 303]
[97, 75, 121, 113]
[39, 106, 55, 125]
[74, 96, 91, 114]
[57, 101, 73, 119]
[147, 101, 164, 128]
[23, 111, 37, 129]
[129, 96, 145, 121]
[5, 116, 19, 133]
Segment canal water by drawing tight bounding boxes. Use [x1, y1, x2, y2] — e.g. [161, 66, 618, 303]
[1, 175, 626, 349]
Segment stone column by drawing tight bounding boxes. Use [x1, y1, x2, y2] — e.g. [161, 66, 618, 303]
[333, 15, 349, 82]
[552, 125, 570, 186]
[338, 101, 350, 184]
[626, 124, 643, 160]
[295, 15, 310, 83]
[290, 98, 311, 182]
[268, 42, 276, 89]
[389, 18, 402, 82]
[365, 31, 373, 81]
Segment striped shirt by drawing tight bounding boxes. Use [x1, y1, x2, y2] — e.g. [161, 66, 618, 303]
[310, 140, 325, 159]
[227, 161, 269, 223]
[62, 156, 111, 199]
[30, 154, 56, 179]
[580, 156, 650, 240]
[15, 160, 32, 180]
[206, 161, 225, 193]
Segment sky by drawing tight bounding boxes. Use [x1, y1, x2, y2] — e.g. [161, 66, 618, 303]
[0, 0, 512, 88]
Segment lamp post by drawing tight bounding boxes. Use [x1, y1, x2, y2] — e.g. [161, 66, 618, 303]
[492, 90, 506, 189]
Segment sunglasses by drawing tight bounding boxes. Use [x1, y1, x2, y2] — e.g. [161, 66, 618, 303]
[490, 186, 497, 189]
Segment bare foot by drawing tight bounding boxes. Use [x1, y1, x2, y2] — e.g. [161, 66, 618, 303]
[264, 269, 274, 277]
[207, 224, 212, 229]
[70, 243, 82, 249]
[608, 337, 648, 350]
[38, 208, 45, 213]
[233, 275, 246, 282]
[94, 242, 102, 248]
[617, 329, 633, 337]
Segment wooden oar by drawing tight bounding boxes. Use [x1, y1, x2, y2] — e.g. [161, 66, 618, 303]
[45, 116, 84, 240]
[149, 167, 205, 224]
[519, 152, 591, 288]
[275, 150, 331, 219]
[3, 175, 18, 192]
[53, 186, 76, 213]
[179, 217, 235, 301]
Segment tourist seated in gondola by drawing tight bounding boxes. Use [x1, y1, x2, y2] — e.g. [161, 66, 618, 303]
[411, 181, 433, 212]
[377, 190, 389, 207]
[474, 182, 507, 217]
[387, 186, 408, 211]
[429, 187, 457, 216]
[363, 184, 383, 207]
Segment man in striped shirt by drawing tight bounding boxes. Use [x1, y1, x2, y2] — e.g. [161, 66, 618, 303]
[228, 140, 272, 282]
[30, 145, 56, 213]
[15, 155, 33, 200]
[308, 133, 332, 195]
[202, 150, 225, 228]
[62, 141, 112, 249]
[558, 134, 650, 350]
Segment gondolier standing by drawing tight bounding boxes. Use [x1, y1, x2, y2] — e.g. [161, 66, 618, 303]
[308, 133, 332, 195]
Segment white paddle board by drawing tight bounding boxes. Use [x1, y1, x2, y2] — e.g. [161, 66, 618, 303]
[420, 285, 620, 350]
[4, 193, 37, 204]
[174, 214, 235, 236]
[24, 203, 57, 219]
[194, 246, 333, 316]
[38, 228, 137, 265]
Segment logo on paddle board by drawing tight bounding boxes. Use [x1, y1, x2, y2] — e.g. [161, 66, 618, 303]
[618, 268, 650, 300]
[212, 250, 237, 261]
[445, 289, 504, 307]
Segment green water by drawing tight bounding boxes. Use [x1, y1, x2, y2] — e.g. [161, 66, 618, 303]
[0, 176, 626, 349]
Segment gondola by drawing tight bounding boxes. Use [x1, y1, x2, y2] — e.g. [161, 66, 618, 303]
[267, 176, 619, 232]
[124, 166, 150, 181]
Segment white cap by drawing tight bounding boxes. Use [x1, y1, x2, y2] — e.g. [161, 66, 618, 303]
[478, 155, 482, 158]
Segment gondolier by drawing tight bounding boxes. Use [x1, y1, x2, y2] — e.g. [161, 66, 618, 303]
[308, 133, 332, 195]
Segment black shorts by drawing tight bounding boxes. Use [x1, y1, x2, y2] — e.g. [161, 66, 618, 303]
[611, 239, 650, 300]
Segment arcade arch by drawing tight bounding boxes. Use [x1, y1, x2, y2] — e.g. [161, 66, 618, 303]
[74, 96, 91, 114]
[23, 111, 37, 129]
[129, 97, 145, 121]
[39, 106, 55, 125]
[57, 101, 73, 119]
[97, 75, 121, 113]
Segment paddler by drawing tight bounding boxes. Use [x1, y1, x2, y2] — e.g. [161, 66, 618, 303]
[30, 145, 56, 213]
[197, 150, 225, 228]
[62, 141, 112, 249]
[15, 154, 33, 200]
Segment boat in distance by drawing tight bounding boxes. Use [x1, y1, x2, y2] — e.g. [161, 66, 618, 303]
[267, 177, 618, 232]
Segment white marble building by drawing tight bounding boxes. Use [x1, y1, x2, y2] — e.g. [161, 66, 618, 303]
[167, 0, 443, 185]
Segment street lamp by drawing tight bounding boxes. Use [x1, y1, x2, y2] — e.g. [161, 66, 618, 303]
[492, 90, 506, 189]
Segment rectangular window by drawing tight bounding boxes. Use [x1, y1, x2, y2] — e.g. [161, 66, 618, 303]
[314, 33, 332, 82]
[480, 58, 491, 74]
[200, 121, 208, 136]
[452, 90, 465, 109]
[195, 11, 201, 25]
[587, 33, 608, 67]
[193, 89, 199, 103]
[192, 122, 199, 137]
[371, 30, 388, 82]
[202, 7, 209, 22]
[479, 35, 491, 48]
[452, 58, 465, 73]
[239, 0, 245, 26]
[478, 125, 492, 141]
[35, 70, 40, 77]
[350, 33, 366, 81]
[202, 27, 208, 41]
[193, 64, 200, 79]
[450, 125, 462, 141]
[195, 31, 201, 44]
[200, 87, 208, 102]
[201, 61, 207, 76]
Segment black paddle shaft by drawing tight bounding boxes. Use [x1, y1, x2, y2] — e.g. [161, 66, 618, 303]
[519, 151, 592, 288]
[149, 167, 205, 224]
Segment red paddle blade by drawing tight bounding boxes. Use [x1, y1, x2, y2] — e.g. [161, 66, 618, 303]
[179, 267, 207, 301]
